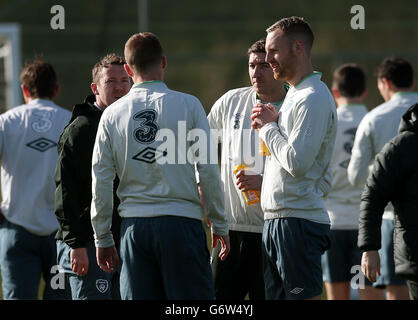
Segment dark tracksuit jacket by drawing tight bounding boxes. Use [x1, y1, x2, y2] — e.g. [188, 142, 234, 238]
[54, 95, 121, 249]
[358, 102, 418, 281]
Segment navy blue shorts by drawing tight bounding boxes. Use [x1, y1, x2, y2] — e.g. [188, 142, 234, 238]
[0, 219, 71, 300]
[56, 240, 120, 300]
[322, 229, 372, 286]
[263, 218, 330, 300]
[119, 216, 214, 300]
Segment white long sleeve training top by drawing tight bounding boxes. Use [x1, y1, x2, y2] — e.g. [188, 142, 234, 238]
[259, 72, 337, 224]
[324, 104, 368, 229]
[208, 86, 283, 233]
[0, 99, 71, 235]
[347, 92, 418, 220]
[91, 81, 228, 248]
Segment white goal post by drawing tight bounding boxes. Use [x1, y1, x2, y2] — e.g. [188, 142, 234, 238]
[0, 23, 22, 111]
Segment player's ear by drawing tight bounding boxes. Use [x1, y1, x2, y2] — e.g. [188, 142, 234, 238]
[21, 84, 30, 99]
[52, 85, 60, 99]
[381, 77, 392, 91]
[293, 39, 304, 55]
[161, 56, 167, 70]
[124, 64, 134, 77]
[91, 82, 99, 95]
[361, 88, 368, 100]
[331, 87, 340, 99]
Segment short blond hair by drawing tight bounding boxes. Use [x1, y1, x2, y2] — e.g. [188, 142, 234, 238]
[267, 16, 314, 52]
[92, 53, 125, 83]
[124, 32, 163, 74]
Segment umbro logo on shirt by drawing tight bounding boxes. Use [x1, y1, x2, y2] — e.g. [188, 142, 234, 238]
[132, 146, 167, 164]
[26, 137, 57, 152]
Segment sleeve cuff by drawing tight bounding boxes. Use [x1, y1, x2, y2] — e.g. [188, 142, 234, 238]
[210, 222, 229, 237]
[94, 234, 115, 248]
[67, 240, 87, 249]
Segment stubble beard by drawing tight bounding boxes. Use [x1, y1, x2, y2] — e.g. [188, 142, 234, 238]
[273, 65, 290, 81]
[273, 58, 296, 82]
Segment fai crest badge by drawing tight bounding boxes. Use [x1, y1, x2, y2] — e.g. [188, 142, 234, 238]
[96, 279, 109, 293]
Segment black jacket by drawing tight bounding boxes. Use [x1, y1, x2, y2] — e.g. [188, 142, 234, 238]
[54, 95, 121, 249]
[358, 102, 418, 280]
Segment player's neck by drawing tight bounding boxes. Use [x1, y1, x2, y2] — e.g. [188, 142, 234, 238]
[287, 60, 313, 87]
[24, 96, 34, 104]
[336, 96, 363, 107]
[387, 87, 413, 100]
[95, 100, 107, 111]
[24, 96, 48, 104]
[132, 69, 164, 84]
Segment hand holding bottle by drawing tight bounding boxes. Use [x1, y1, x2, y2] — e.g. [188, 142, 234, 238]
[234, 164, 261, 205]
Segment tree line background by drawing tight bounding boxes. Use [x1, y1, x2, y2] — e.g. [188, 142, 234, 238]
[0, 0, 417, 114]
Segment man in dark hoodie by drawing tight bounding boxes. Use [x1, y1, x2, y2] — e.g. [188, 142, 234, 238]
[359, 102, 418, 300]
[54, 54, 131, 299]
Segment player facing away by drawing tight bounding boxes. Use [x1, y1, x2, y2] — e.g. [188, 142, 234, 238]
[207, 37, 287, 300]
[0, 58, 71, 299]
[322, 63, 383, 300]
[348, 56, 418, 300]
[54, 54, 131, 299]
[251, 16, 337, 300]
[90, 32, 230, 299]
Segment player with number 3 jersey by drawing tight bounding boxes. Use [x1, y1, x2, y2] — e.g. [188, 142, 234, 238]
[90, 32, 230, 299]
[0, 58, 71, 300]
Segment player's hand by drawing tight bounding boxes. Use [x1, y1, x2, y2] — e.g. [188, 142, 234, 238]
[251, 103, 279, 129]
[235, 170, 262, 192]
[361, 250, 381, 283]
[97, 246, 120, 273]
[251, 103, 265, 130]
[70, 247, 89, 276]
[211, 233, 230, 261]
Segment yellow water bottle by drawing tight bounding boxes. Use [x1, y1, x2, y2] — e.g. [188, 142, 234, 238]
[259, 138, 270, 156]
[233, 164, 260, 205]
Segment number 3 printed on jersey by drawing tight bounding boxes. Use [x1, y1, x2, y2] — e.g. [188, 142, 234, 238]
[32, 110, 53, 133]
[133, 109, 159, 144]
[339, 127, 357, 169]
[343, 128, 357, 154]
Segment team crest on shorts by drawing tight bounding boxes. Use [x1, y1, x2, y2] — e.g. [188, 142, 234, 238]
[96, 279, 109, 293]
